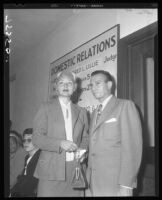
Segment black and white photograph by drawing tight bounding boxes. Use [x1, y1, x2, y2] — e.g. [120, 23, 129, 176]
[4, 3, 158, 197]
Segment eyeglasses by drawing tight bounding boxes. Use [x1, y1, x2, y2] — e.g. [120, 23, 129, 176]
[23, 138, 32, 143]
[58, 81, 73, 87]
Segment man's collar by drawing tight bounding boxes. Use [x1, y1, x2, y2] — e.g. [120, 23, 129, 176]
[100, 94, 113, 110]
[28, 148, 39, 158]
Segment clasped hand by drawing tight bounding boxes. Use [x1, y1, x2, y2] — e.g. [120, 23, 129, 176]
[60, 140, 78, 152]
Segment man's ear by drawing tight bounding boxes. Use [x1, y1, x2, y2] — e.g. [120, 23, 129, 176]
[107, 81, 112, 90]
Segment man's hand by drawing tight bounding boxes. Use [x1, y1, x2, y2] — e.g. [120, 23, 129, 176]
[60, 140, 78, 152]
[117, 186, 133, 196]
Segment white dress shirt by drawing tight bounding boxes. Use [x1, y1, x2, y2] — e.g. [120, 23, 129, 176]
[100, 94, 113, 111]
[24, 156, 32, 175]
[59, 97, 74, 161]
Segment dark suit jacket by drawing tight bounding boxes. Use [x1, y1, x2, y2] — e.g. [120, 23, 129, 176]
[10, 149, 41, 197]
[86, 96, 142, 196]
[32, 98, 89, 181]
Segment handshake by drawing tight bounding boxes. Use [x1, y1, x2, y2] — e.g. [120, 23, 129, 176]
[60, 140, 87, 162]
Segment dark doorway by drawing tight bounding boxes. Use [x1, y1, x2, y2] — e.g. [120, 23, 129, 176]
[117, 22, 158, 196]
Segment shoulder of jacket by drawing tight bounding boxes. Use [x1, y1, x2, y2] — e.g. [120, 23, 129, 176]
[116, 97, 134, 104]
[41, 98, 58, 107]
[73, 103, 83, 110]
[73, 104, 88, 116]
[35, 149, 41, 157]
[116, 98, 135, 109]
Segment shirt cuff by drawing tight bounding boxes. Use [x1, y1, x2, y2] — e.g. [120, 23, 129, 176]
[120, 185, 133, 189]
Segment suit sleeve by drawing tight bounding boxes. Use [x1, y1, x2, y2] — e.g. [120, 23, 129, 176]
[79, 108, 89, 151]
[32, 103, 62, 153]
[118, 100, 143, 188]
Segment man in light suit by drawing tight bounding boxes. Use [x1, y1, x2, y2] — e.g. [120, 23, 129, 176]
[86, 70, 142, 196]
[32, 71, 89, 197]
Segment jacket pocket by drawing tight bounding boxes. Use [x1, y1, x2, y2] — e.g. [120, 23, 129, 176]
[102, 122, 120, 139]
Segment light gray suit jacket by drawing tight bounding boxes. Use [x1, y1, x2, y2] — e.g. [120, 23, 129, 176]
[32, 98, 89, 181]
[86, 96, 142, 196]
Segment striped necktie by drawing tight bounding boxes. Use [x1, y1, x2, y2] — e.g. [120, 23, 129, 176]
[96, 104, 102, 124]
[23, 154, 30, 175]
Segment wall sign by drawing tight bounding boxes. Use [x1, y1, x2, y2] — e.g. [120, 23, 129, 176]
[48, 24, 119, 113]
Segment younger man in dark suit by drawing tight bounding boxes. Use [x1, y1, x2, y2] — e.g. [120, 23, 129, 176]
[10, 128, 41, 197]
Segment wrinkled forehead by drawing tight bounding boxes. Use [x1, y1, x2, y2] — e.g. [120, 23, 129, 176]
[90, 73, 107, 82]
[57, 71, 75, 82]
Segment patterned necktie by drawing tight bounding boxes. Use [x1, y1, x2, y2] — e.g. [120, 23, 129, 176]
[96, 104, 102, 124]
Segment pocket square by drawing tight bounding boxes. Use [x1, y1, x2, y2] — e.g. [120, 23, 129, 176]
[105, 118, 117, 123]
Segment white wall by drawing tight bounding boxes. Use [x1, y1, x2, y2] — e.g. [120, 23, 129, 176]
[11, 9, 157, 133]
[117, 9, 157, 38]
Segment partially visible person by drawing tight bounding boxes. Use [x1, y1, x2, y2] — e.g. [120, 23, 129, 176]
[86, 70, 142, 196]
[10, 128, 41, 197]
[10, 130, 27, 189]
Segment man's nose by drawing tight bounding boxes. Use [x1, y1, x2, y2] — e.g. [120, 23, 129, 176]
[64, 83, 69, 88]
[91, 85, 97, 91]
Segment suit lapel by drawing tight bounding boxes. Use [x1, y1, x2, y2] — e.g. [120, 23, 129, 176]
[28, 149, 40, 165]
[51, 99, 80, 138]
[89, 110, 97, 135]
[50, 98, 66, 139]
[25, 149, 41, 174]
[51, 98, 65, 124]
[92, 96, 117, 134]
[71, 103, 80, 136]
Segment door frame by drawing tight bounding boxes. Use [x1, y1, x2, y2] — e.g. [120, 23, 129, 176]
[117, 22, 157, 99]
[117, 22, 158, 195]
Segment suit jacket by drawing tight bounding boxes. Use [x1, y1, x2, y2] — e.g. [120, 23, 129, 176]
[32, 98, 89, 181]
[86, 96, 142, 196]
[10, 147, 27, 189]
[10, 149, 41, 197]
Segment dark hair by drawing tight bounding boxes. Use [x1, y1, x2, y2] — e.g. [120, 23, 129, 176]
[91, 70, 113, 82]
[10, 130, 23, 147]
[23, 128, 33, 137]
